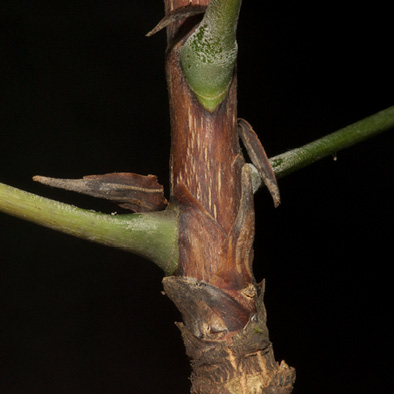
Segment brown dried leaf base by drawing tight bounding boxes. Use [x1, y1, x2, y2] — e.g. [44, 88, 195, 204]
[163, 277, 295, 394]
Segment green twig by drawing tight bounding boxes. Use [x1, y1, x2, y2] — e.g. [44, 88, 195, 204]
[0, 182, 178, 275]
[270, 106, 394, 179]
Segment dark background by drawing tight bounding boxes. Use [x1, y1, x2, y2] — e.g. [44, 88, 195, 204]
[1, 1, 393, 393]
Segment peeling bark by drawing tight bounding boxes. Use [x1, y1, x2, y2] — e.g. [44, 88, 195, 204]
[163, 277, 295, 393]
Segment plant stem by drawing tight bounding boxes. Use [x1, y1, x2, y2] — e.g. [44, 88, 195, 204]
[1, 106, 392, 272]
[0, 182, 178, 275]
[270, 106, 394, 179]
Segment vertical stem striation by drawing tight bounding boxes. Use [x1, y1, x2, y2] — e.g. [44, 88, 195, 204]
[168, 51, 242, 233]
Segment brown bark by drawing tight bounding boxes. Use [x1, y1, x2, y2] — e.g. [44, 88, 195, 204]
[162, 1, 296, 392]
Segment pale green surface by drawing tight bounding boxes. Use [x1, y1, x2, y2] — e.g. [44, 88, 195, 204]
[180, 0, 242, 112]
[270, 106, 394, 179]
[0, 182, 179, 275]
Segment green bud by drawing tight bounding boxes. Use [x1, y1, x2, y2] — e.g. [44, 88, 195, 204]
[180, 0, 242, 112]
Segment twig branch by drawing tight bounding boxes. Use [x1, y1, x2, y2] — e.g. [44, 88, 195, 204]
[270, 106, 394, 179]
[0, 182, 178, 274]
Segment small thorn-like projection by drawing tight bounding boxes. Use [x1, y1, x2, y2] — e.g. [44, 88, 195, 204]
[33, 172, 167, 213]
[146, 5, 207, 37]
[238, 118, 281, 207]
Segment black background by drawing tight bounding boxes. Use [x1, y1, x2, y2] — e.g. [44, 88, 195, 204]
[1, 1, 393, 393]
